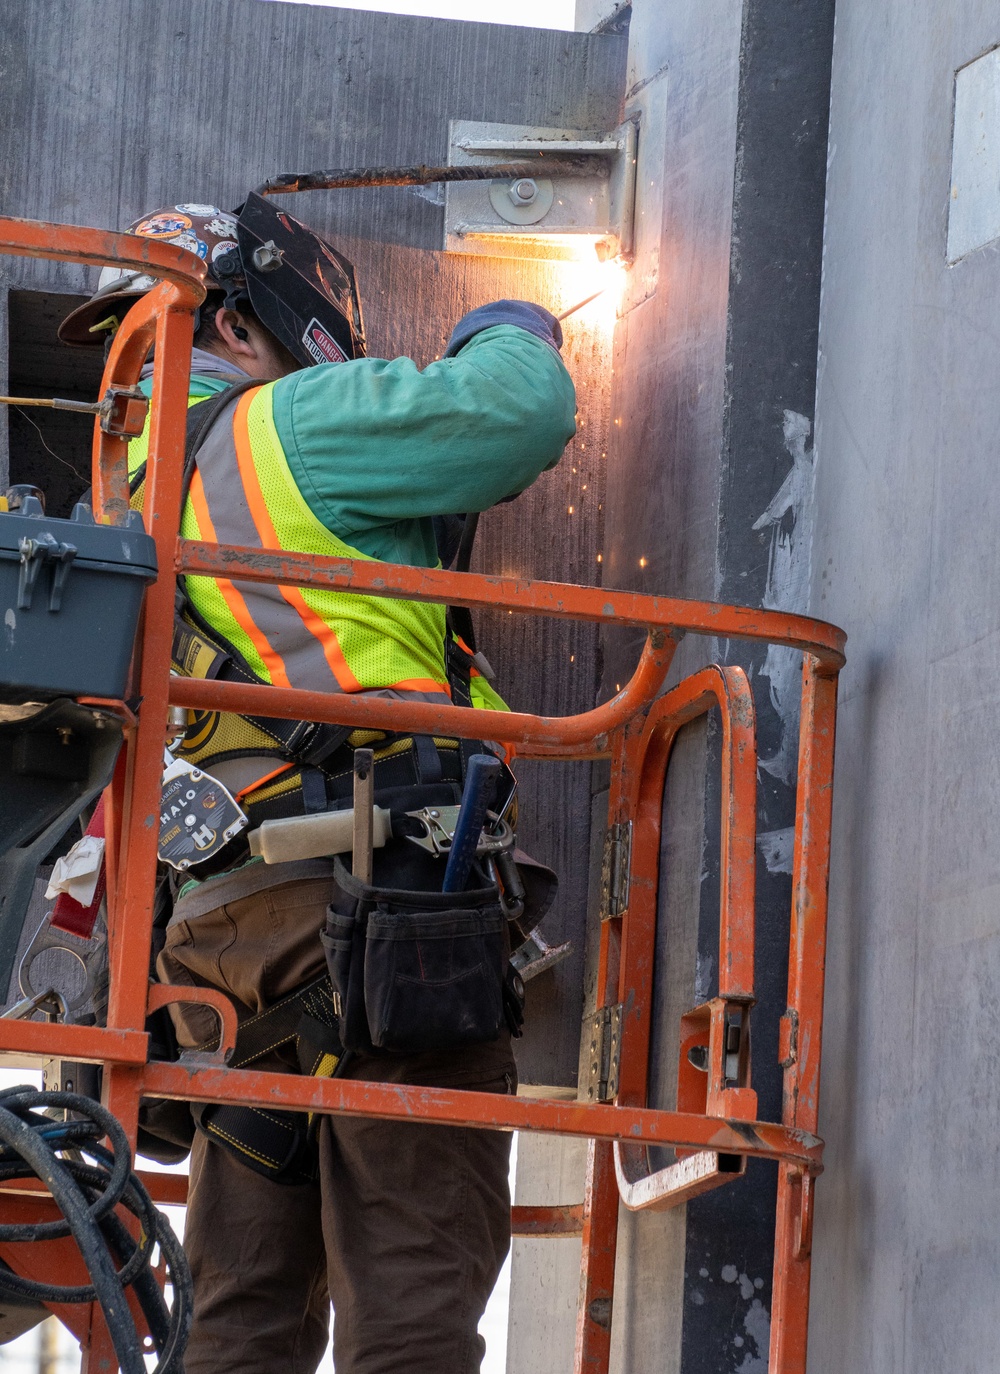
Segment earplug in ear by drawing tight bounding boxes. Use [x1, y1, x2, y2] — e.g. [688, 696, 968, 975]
[232, 325, 250, 342]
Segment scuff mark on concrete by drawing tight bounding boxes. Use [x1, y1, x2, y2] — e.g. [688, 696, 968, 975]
[756, 826, 795, 875]
[752, 410, 816, 785]
[694, 950, 715, 1004]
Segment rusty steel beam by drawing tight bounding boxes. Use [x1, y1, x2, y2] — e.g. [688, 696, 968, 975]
[768, 664, 839, 1374]
[0, 1020, 147, 1064]
[168, 632, 675, 758]
[510, 1204, 585, 1238]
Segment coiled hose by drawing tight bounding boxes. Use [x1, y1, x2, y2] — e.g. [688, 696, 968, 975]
[0, 1085, 192, 1373]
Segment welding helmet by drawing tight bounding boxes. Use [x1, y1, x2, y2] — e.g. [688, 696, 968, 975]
[59, 195, 366, 365]
[219, 192, 366, 366]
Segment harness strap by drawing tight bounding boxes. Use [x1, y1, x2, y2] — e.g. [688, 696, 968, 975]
[191, 974, 343, 1184]
[225, 974, 341, 1073]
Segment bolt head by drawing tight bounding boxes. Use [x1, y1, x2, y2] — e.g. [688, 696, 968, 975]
[508, 178, 538, 206]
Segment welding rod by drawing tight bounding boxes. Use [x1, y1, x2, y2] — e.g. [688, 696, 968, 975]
[257, 158, 600, 196]
[556, 289, 608, 322]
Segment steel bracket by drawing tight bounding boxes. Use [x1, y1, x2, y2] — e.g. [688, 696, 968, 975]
[600, 821, 632, 920]
[444, 119, 638, 261]
[99, 385, 148, 437]
[584, 1003, 622, 1103]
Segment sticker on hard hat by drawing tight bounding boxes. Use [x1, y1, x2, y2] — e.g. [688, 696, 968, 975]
[135, 213, 192, 238]
[176, 203, 223, 216]
[206, 214, 239, 239]
[174, 232, 208, 259]
[158, 754, 247, 871]
[302, 318, 348, 365]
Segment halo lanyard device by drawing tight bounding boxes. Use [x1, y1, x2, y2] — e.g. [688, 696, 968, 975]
[158, 750, 247, 872]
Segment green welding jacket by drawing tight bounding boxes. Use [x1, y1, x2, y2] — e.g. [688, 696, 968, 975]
[129, 323, 576, 718]
[134, 323, 576, 563]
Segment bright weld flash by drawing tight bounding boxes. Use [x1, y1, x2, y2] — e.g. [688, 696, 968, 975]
[556, 250, 628, 329]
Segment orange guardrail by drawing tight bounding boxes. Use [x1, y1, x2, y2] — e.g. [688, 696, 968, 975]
[0, 216, 843, 1374]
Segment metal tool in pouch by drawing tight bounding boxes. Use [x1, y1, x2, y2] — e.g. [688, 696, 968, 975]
[158, 750, 248, 870]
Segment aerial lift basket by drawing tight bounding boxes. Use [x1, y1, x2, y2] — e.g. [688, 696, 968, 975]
[0, 217, 844, 1374]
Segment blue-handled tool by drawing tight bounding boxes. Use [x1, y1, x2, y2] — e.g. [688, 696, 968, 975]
[442, 753, 501, 893]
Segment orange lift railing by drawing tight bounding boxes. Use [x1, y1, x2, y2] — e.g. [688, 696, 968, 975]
[0, 218, 844, 1374]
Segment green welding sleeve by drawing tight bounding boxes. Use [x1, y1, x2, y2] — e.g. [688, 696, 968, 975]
[269, 324, 577, 563]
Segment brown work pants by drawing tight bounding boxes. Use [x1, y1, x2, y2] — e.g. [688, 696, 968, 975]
[158, 876, 516, 1374]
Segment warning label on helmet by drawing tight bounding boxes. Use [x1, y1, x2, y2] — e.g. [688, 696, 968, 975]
[302, 318, 348, 365]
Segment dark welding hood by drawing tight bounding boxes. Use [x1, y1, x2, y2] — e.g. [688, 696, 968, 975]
[215, 192, 366, 368]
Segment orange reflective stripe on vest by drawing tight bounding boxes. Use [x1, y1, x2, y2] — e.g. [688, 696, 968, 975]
[187, 385, 455, 703]
[231, 390, 362, 693]
[186, 467, 294, 689]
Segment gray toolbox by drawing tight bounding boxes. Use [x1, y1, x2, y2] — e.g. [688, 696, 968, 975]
[0, 496, 157, 702]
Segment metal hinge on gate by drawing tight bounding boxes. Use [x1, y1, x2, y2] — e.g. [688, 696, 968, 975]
[584, 1004, 622, 1103]
[600, 821, 632, 920]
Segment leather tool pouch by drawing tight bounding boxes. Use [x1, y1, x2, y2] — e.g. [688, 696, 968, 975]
[322, 858, 506, 1054]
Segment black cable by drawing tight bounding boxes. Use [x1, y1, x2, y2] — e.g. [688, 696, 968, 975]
[0, 1086, 192, 1374]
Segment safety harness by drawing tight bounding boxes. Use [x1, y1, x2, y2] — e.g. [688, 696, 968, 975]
[192, 975, 343, 1185]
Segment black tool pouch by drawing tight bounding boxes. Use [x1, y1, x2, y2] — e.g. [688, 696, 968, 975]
[321, 857, 506, 1054]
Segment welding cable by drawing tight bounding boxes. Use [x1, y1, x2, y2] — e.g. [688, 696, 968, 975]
[0, 1086, 192, 1374]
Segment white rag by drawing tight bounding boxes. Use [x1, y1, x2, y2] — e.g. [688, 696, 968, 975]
[45, 834, 105, 907]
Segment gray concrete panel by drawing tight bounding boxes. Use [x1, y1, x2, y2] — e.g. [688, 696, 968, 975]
[810, 3, 1000, 1371]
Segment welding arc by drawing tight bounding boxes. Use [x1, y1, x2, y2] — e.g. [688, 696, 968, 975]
[556, 290, 607, 322]
[257, 158, 598, 196]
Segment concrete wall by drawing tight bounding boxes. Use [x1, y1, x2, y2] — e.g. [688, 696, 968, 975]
[0, 0, 627, 1084]
[808, 9, 1000, 1373]
[563, 0, 1000, 1369]
[557, 0, 835, 1368]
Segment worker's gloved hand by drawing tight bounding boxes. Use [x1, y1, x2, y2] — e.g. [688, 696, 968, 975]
[444, 300, 564, 357]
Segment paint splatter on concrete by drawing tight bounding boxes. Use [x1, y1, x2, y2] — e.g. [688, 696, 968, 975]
[752, 409, 816, 786]
[735, 1297, 771, 1373]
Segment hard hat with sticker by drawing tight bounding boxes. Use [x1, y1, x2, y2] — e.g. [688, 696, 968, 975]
[60, 196, 365, 361]
[302, 318, 348, 365]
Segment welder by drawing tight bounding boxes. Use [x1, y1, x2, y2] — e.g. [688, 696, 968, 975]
[59, 197, 575, 1374]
